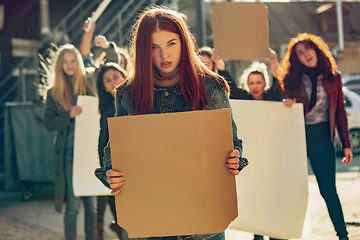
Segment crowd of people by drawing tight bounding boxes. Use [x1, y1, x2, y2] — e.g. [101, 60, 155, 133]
[41, 5, 352, 240]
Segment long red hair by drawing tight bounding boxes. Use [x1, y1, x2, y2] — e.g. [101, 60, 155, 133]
[127, 6, 228, 114]
[278, 33, 337, 91]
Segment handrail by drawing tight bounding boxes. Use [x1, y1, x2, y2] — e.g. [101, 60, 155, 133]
[96, 0, 173, 47]
[0, 0, 101, 161]
[0, 0, 177, 146]
[97, 0, 142, 38]
[0, 0, 96, 99]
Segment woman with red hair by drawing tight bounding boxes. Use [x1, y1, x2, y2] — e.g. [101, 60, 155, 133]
[279, 33, 352, 240]
[94, 6, 246, 240]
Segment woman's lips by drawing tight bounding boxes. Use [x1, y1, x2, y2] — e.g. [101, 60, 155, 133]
[161, 61, 172, 68]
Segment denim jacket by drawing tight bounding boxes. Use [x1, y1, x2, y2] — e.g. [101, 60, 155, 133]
[94, 78, 243, 239]
[95, 78, 243, 186]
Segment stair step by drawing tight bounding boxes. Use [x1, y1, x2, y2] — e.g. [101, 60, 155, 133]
[12, 68, 38, 77]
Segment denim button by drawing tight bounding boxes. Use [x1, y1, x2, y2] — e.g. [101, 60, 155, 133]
[164, 91, 169, 96]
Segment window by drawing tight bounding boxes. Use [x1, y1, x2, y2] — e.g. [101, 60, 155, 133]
[345, 96, 352, 107]
[343, 79, 360, 86]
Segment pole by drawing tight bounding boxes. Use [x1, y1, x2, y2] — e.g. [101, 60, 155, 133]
[336, 0, 344, 52]
[196, 0, 206, 47]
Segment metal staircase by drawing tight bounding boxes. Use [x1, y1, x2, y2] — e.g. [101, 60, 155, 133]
[0, 0, 177, 178]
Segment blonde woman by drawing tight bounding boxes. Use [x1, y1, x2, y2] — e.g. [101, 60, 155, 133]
[44, 44, 97, 240]
[238, 49, 282, 102]
[238, 50, 284, 240]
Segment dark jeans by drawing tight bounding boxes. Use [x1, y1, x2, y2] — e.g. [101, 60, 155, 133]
[305, 122, 348, 239]
[97, 195, 117, 223]
[253, 234, 286, 240]
[64, 147, 97, 240]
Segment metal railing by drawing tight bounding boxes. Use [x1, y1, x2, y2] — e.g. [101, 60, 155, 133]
[0, 0, 175, 105]
[0, 0, 106, 166]
[0, 0, 177, 163]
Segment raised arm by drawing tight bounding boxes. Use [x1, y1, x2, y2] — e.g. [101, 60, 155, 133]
[79, 18, 96, 57]
[267, 48, 280, 78]
[211, 49, 226, 71]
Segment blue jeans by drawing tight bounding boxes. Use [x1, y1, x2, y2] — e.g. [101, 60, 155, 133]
[305, 122, 348, 239]
[64, 147, 97, 240]
[130, 232, 225, 240]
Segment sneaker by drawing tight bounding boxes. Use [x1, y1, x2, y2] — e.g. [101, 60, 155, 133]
[109, 220, 124, 240]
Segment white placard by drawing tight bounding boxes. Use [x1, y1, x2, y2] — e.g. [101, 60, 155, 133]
[73, 95, 111, 196]
[84, 0, 112, 32]
[229, 100, 310, 239]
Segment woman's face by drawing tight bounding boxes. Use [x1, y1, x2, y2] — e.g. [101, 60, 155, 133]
[201, 55, 214, 71]
[247, 73, 265, 100]
[62, 51, 77, 76]
[103, 69, 125, 97]
[295, 42, 318, 68]
[151, 30, 181, 78]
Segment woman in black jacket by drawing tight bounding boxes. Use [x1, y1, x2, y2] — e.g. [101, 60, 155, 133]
[199, 46, 248, 99]
[96, 62, 128, 240]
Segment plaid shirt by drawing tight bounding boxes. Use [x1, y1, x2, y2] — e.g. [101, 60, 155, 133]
[303, 74, 329, 125]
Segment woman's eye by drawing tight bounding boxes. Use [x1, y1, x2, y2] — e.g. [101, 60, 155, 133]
[152, 45, 158, 50]
[168, 42, 175, 46]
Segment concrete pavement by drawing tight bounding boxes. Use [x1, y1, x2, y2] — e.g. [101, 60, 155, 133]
[1, 154, 360, 240]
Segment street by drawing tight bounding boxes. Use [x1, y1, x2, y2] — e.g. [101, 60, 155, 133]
[0, 153, 359, 240]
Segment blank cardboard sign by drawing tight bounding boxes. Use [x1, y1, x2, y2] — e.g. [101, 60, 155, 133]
[108, 109, 238, 238]
[212, 2, 269, 60]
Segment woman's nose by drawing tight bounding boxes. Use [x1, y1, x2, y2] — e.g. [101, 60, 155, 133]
[304, 48, 311, 57]
[161, 48, 169, 59]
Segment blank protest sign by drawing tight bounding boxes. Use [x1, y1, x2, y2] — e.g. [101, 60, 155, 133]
[73, 96, 111, 196]
[212, 2, 269, 60]
[108, 109, 238, 238]
[229, 100, 309, 239]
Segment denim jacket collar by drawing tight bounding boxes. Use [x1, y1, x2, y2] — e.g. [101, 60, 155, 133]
[154, 84, 183, 95]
